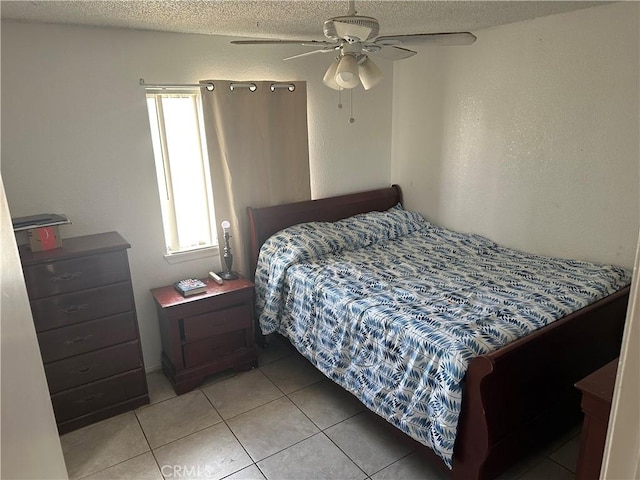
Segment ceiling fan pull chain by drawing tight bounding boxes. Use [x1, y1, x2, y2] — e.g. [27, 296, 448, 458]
[338, 89, 343, 109]
[349, 89, 355, 124]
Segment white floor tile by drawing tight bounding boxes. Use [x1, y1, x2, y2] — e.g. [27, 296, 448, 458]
[224, 464, 267, 480]
[136, 390, 222, 448]
[58, 365, 582, 480]
[227, 396, 319, 461]
[549, 434, 581, 473]
[257, 433, 365, 480]
[153, 423, 252, 480]
[325, 412, 413, 476]
[80, 452, 162, 480]
[259, 353, 324, 394]
[519, 458, 574, 480]
[202, 369, 283, 419]
[258, 334, 295, 366]
[61, 412, 149, 479]
[371, 452, 449, 480]
[289, 380, 364, 430]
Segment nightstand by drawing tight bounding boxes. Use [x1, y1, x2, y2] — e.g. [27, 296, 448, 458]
[151, 276, 258, 394]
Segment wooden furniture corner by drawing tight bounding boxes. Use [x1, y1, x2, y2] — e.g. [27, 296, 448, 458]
[575, 359, 619, 480]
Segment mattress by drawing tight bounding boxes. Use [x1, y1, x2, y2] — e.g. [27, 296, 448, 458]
[254, 206, 631, 467]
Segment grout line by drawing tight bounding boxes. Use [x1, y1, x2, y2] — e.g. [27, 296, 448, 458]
[72, 412, 157, 480]
[75, 451, 155, 480]
[187, 381, 264, 480]
[366, 450, 416, 478]
[547, 456, 577, 476]
[138, 391, 226, 452]
[319, 429, 370, 479]
[70, 367, 577, 480]
[217, 415, 258, 479]
[199, 376, 314, 476]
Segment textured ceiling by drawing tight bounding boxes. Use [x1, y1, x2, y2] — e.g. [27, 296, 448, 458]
[0, 1, 608, 41]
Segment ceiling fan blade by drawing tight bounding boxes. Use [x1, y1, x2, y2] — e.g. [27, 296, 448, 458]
[283, 47, 338, 61]
[231, 39, 334, 47]
[368, 46, 417, 61]
[375, 32, 477, 47]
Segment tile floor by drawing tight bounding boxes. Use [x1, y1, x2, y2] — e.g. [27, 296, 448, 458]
[60, 335, 582, 480]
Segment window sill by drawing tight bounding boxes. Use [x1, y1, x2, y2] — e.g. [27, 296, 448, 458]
[163, 245, 219, 265]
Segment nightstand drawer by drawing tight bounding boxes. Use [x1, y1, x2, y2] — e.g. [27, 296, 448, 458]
[183, 330, 248, 368]
[37, 312, 138, 363]
[45, 341, 142, 393]
[31, 282, 134, 332]
[51, 368, 147, 422]
[23, 250, 130, 299]
[182, 305, 251, 342]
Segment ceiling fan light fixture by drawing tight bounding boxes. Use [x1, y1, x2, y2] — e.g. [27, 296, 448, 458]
[335, 54, 359, 89]
[323, 59, 342, 90]
[358, 56, 383, 90]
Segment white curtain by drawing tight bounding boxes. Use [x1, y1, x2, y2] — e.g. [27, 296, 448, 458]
[200, 80, 311, 277]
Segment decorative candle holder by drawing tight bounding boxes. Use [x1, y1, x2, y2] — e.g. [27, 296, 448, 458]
[220, 220, 238, 280]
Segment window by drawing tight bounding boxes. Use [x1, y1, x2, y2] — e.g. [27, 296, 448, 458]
[145, 92, 217, 258]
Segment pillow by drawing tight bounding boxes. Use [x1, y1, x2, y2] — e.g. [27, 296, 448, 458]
[255, 205, 428, 334]
[261, 204, 425, 264]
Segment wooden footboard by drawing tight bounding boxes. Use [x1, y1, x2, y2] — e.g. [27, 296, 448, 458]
[454, 286, 630, 480]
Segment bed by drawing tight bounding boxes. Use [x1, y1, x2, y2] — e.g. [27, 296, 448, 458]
[246, 185, 631, 480]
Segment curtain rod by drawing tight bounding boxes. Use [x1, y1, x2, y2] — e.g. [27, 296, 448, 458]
[139, 79, 296, 92]
[139, 79, 214, 91]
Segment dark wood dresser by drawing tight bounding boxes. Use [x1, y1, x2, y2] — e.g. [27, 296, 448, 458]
[19, 231, 149, 433]
[151, 276, 258, 394]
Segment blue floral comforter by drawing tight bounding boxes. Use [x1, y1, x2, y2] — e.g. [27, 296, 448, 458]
[254, 206, 631, 468]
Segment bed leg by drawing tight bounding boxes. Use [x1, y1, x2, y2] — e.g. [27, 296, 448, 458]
[256, 332, 268, 347]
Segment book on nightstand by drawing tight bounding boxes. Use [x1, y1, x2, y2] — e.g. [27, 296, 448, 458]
[174, 278, 207, 297]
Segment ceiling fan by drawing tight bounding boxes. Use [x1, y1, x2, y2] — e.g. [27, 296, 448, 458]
[231, 1, 476, 90]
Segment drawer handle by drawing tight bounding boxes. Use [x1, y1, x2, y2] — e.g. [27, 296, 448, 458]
[64, 335, 93, 345]
[76, 393, 104, 404]
[75, 366, 93, 374]
[50, 271, 83, 282]
[61, 304, 89, 314]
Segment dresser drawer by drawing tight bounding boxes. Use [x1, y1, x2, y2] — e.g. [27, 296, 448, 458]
[183, 330, 249, 368]
[51, 368, 147, 422]
[45, 341, 142, 393]
[37, 312, 138, 363]
[23, 250, 130, 299]
[182, 304, 251, 342]
[30, 282, 134, 332]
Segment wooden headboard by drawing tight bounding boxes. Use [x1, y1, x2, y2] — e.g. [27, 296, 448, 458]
[246, 184, 402, 277]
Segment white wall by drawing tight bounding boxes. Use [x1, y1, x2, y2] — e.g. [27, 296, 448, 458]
[0, 175, 68, 479]
[391, 2, 639, 270]
[0, 22, 393, 370]
[602, 236, 640, 479]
